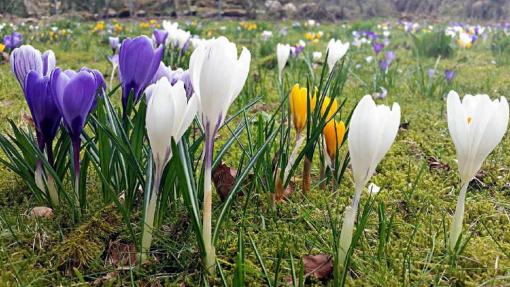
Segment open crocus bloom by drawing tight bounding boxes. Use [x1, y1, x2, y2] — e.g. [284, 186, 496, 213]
[348, 95, 401, 188]
[276, 43, 290, 80]
[11, 45, 56, 91]
[447, 91, 509, 185]
[326, 39, 349, 73]
[289, 84, 316, 134]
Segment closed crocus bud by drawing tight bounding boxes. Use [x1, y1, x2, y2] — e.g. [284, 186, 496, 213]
[108, 36, 120, 52]
[189, 35, 250, 272]
[348, 95, 400, 191]
[142, 78, 198, 259]
[327, 39, 349, 73]
[25, 71, 62, 152]
[323, 120, 346, 163]
[51, 67, 104, 204]
[153, 29, 168, 47]
[11, 45, 56, 91]
[276, 43, 290, 81]
[146, 78, 198, 170]
[320, 96, 338, 122]
[289, 84, 316, 134]
[119, 36, 163, 114]
[447, 91, 509, 250]
[338, 95, 400, 268]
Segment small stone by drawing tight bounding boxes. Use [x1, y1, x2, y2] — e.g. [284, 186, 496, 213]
[30, 206, 54, 218]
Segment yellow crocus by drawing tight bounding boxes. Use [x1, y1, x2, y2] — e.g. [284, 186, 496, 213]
[0, 43, 5, 53]
[321, 96, 338, 121]
[305, 32, 314, 41]
[323, 120, 346, 159]
[290, 84, 316, 133]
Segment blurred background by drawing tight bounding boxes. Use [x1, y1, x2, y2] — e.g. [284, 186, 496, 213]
[0, 0, 508, 21]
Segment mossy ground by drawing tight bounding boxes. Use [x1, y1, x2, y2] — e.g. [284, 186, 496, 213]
[1, 19, 510, 286]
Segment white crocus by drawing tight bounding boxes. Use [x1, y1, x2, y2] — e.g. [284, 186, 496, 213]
[189, 36, 251, 272]
[276, 43, 290, 81]
[142, 78, 198, 260]
[447, 91, 508, 251]
[327, 39, 349, 73]
[338, 95, 400, 268]
[312, 51, 322, 62]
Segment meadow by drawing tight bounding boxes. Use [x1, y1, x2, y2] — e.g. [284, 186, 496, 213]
[1, 18, 510, 286]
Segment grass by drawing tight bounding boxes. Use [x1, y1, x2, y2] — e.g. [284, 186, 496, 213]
[1, 18, 510, 285]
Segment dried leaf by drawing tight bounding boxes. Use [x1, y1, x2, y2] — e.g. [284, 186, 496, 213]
[92, 271, 117, 286]
[106, 240, 137, 268]
[303, 254, 333, 281]
[427, 156, 450, 171]
[213, 162, 237, 201]
[29, 206, 54, 218]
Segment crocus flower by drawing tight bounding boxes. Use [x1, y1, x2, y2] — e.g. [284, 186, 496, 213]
[289, 84, 316, 134]
[51, 67, 105, 204]
[153, 29, 168, 47]
[312, 51, 322, 62]
[276, 43, 290, 81]
[320, 96, 338, 122]
[428, 68, 436, 79]
[108, 37, 120, 53]
[25, 70, 62, 205]
[457, 32, 473, 48]
[444, 69, 456, 83]
[323, 120, 346, 167]
[11, 45, 56, 91]
[338, 95, 400, 268]
[372, 42, 384, 54]
[118, 36, 163, 115]
[3, 32, 22, 49]
[189, 36, 251, 272]
[447, 91, 509, 251]
[151, 62, 194, 100]
[142, 77, 198, 259]
[326, 39, 349, 73]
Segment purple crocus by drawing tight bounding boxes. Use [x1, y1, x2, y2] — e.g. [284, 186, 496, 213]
[50, 67, 105, 197]
[444, 69, 456, 84]
[379, 51, 395, 73]
[150, 62, 194, 99]
[118, 36, 163, 115]
[428, 68, 436, 79]
[372, 42, 384, 54]
[25, 71, 62, 161]
[11, 45, 56, 91]
[3, 32, 23, 50]
[153, 29, 168, 47]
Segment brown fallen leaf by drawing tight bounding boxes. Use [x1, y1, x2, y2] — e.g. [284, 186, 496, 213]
[303, 254, 333, 281]
[212, 162, 237, 202]
[29, 206, 54, 218]
[427, 156, 450, 171]
[106, 240, 137, 268]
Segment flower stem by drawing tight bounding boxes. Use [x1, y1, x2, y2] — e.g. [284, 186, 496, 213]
[141, 164, 162, 262]
[302, 156, 312, 193]
[203, 136, 216, 274]
[337, 182, 363, 270]
[282, 133, 304, 184]
[72, 138, 81, 211]
[449, 181, 469, 252]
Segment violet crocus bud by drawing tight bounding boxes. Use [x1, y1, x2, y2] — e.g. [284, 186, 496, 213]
[119, 36, 163, 115]
[444, 69, 456, 84]
[11, 45, 56, 91]
[153, 29, 168, 47]
[372, 42, 384, 54]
